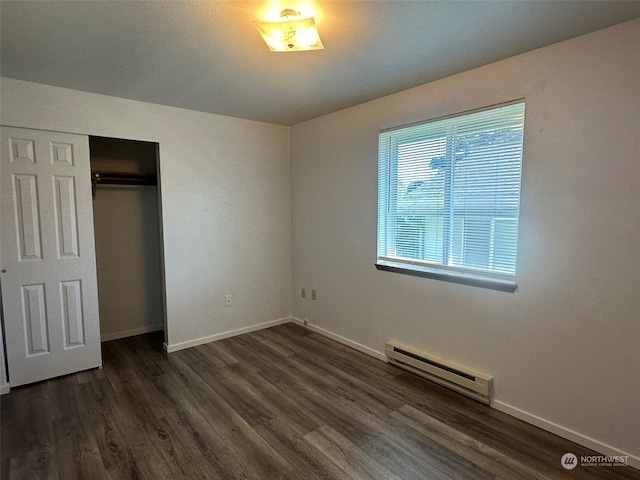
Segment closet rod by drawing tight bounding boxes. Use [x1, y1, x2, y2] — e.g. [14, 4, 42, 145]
[91, 172, 157, 198]
[92, 171, 157, 186]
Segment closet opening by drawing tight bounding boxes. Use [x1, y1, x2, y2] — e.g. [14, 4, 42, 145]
[89, 136, 166, 344]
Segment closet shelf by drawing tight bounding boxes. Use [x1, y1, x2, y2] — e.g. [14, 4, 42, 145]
[92, 171, 157, 186]
[91, 171, 157, 198]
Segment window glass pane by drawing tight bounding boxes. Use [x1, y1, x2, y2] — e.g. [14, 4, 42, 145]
[378, 101, 525, 282]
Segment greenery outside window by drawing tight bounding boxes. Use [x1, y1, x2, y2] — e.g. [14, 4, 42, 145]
[376, 101, 526, 292]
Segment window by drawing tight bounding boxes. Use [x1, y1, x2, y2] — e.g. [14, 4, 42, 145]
[376, 101, 525, 291]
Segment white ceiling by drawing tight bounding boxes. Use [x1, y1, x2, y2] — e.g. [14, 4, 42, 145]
[2, 1, 640, 126]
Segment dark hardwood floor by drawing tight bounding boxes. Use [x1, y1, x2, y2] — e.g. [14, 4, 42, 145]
[1, 322, 638, 479]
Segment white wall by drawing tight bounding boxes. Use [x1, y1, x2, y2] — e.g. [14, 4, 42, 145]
[291, 19, 640, 463]
[93, 186, 164, 341]
[1, 77, 291, 349]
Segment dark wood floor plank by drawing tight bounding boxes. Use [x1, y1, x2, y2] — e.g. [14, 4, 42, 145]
[258, 358, 380, 447]
[359, 433, 455, 480]
[205, 360, 323, 433]
[1, 381, 58, 479]
[297, 331, 403, 382]
[100, 341, 193, 480]
[251, 326, 304, 356]
[100, 338, 235, 479]
[255, 416, 354, 480]
[382, 408, 496, 480]
[48, 375, 109, 480]
[193, 340, 240, 368]
[381, 372, 615, 480]
[182, 350, 277, 427]
[2, 322, 640, 480]
[149, 357, 261, 480]
[291, 348, 405, 417]
[393, 405, 553, 480]
[304, 425, 404, 480]
[167, 352, 292, 479]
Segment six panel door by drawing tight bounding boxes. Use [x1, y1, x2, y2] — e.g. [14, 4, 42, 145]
[0, 126, 102, 386]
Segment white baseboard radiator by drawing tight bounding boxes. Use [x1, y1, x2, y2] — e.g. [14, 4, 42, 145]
[385, 341, 493, 404]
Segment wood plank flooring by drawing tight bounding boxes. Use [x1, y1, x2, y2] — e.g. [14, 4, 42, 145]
[2, 322, 638, 479]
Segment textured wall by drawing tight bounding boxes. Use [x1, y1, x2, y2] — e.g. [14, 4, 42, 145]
[1, 78, 292, 349]
[291, 20, 640, 462]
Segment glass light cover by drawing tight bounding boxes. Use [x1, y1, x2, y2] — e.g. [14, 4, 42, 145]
[254, 13, 324, 52]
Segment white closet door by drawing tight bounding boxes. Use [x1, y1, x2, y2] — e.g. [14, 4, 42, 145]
[0, 126, 101, 386]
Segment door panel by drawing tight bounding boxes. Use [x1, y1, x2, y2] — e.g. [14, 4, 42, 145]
[53, 175, 80, 257]
[60, 279, 86, 348]
[22, 283, 49, 355]
[1, 126, 101, 386]
[13, 174, 43, 260]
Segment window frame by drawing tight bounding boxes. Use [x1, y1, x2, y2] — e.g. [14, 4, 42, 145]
[375, 100, 525, 292]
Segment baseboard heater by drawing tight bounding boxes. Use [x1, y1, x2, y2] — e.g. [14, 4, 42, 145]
[385, 341, 493, 404]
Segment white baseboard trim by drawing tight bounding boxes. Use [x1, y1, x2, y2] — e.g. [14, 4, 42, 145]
[0, 383, 9, 395]
[163, 316, 292, 353]
[290, 317, 387, 362]
[492, 400, 640, 470]
[101, 324, 163, 342]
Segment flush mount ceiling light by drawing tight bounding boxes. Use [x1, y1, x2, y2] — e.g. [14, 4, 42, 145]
[254, 9, 324, 52]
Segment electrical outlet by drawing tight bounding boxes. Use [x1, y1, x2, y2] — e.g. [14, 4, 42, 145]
[311, 289, 317, 301]
[301, 288, 306, 298]
[225, 294, 232, 307]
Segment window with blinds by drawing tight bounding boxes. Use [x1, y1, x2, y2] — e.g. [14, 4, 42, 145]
[376, 101, 525, 291]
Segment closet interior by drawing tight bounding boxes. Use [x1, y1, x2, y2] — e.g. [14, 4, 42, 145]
[89, 136, 165, 343]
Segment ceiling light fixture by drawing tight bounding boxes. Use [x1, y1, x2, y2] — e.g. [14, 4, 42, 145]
[254, 9, 324, 52]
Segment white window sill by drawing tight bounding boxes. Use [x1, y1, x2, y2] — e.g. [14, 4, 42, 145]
[375, 260, 517, 293]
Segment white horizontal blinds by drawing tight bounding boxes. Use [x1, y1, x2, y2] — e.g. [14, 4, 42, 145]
[378, 101, 525, 278]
